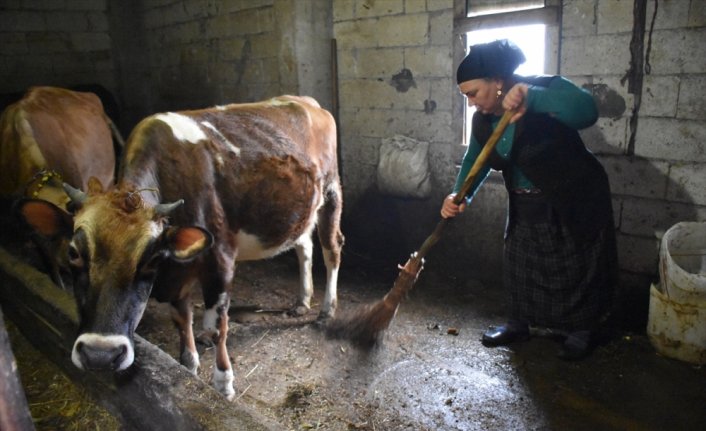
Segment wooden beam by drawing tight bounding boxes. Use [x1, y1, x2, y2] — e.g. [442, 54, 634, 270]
[0, 307, 35, 431]
[0, 246, 281, 431]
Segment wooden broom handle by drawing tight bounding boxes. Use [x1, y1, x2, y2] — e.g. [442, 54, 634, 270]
[413, 110, 515, 261]
[452, 109, 514, 205]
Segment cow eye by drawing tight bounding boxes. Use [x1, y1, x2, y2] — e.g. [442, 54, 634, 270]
[68, 244, 84, 267]
[137, 252, 162, 282]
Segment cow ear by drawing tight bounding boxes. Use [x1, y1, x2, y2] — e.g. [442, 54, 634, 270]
[14, 199, 73, 238]
[164, 226, 213, 262]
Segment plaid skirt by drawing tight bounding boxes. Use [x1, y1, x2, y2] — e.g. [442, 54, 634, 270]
[504, 194, 617, 331]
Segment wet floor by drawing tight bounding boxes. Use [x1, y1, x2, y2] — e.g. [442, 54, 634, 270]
[134, 255, 706, 431]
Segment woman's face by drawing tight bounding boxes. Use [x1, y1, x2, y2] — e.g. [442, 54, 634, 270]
[458, 78, 503, 115]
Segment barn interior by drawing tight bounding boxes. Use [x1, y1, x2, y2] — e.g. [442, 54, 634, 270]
[1, 1, 705, 430]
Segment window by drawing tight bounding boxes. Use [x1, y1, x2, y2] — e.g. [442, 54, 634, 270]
[466, 0, 545, 18]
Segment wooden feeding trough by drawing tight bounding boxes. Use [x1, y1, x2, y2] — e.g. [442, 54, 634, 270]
[0, 306, 34, 430]
[0, 246, 280, 430]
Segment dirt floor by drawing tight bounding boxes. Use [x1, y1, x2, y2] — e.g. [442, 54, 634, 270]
[4, 238, 706, 430]
[137, 253, 706, 431]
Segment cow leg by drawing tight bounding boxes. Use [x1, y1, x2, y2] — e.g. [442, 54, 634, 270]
[202, 270, 235, 400]
[170, 297, 199, 374]
[203, 290, 235, 400]
[290, 235, 314, 316]
[319, 247, 340, 319]
[316, 184, 344, 320]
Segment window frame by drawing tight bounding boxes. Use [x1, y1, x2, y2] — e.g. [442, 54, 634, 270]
[466, 0, 546, 18]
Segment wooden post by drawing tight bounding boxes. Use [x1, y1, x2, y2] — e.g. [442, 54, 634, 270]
[0, 307, 36, 431]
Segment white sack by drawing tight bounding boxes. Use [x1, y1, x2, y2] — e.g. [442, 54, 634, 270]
[376, 135, 431, 199]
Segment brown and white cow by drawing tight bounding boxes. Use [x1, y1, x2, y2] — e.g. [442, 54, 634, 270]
[17, 95, 344, 399]
[1, 86, 117, 288]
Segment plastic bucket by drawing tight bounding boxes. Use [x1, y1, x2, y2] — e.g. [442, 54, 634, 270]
[647, 283, 706, 364]
[659, 221, 706, 303]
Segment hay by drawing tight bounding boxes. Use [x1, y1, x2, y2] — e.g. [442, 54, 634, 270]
[7, 321, 119, 430]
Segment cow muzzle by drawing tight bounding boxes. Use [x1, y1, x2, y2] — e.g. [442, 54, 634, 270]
[71, 333, 134, 371]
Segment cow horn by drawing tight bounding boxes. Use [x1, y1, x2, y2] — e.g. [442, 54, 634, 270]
[154, 199, 184, 216]
[63, 183, 88, 206]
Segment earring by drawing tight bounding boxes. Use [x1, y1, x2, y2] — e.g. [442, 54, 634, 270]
[496, 89, 503, 99]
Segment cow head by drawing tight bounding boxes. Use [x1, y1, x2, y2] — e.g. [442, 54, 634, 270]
[17, 177, 213, 372]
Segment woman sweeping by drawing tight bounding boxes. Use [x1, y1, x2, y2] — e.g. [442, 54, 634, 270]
[442, 39, 618, 360]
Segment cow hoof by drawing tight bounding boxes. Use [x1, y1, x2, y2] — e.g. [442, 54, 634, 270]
[180, 352, 200, 375]
[288, 304, 310, 317]
[316, 309, 335, 321]
[213, 368, 235, 401]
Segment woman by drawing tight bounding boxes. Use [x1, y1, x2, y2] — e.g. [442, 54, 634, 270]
[443, 39, 617, 360]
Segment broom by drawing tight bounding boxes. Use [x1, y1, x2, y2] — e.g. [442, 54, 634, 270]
[325, 110, 515, 347]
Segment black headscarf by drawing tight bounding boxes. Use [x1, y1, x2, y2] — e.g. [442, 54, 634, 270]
[456, 39, 526, 84]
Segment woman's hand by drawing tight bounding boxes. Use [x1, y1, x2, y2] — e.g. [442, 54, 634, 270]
[503, 83, 529, 123]
[441, 193, 466, 219]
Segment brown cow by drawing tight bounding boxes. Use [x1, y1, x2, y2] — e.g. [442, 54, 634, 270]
[17, 95, 344, 399]
[0, 86, 117, 288]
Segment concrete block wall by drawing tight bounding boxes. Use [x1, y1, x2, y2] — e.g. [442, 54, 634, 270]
[1, 0, 333, 133]
[0, 0, 116, 98]
[333, 0, 706, 324]
[331, 0, 498, 277]
[136, 0, 281, 112]
[114, 0, 332, 130]
[334, 0, 458, 200]
[563, 0, 706, 288]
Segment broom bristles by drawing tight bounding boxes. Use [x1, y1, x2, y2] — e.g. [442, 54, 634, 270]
[324, 256, 423, 348]
[324, 298, 399, 348]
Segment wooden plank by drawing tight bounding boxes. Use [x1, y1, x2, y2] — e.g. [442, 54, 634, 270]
[0, 246, 281, 431]
[0, 307, 35, 431]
